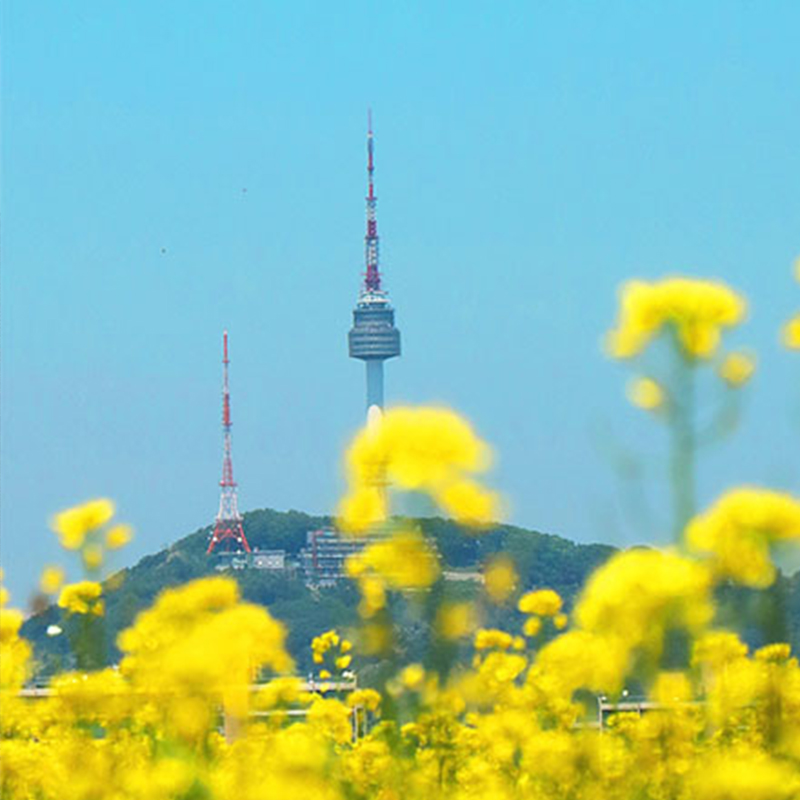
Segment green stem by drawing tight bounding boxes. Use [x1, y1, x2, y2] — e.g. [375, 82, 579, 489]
[670, 347, 696, 542]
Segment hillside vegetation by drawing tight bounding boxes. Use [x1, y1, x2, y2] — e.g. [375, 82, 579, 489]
[22, 507, 615, 675]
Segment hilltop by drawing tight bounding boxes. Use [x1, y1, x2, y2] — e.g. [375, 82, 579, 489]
[22, 507, 800, 678]
[22, 508, 615, 676]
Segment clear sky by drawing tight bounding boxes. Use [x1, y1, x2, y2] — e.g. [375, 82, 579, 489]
[2, 1, 799, 601]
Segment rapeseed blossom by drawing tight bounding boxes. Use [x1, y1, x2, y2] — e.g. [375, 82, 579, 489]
[627, 376, 666, 411]
[606, 274, 754, 541]
[105, 523, 133, 549]
[785, 315, 800, 349]
[51, 498, 115, 549]
[686, 487, 800, 587]
[718, 350, 756, 386]
[606, 276, 746, 360]
[338, 406, 500, 531]
[483, 555, 518, 604]
[575, 548, 714, 659]
[39, 565, 65, 595]
[8, 483, 800, 799]
[6, 259, 800, 800]
[518, 588, 562, 616]
[57, 580, 104, 615]
[436, 601, 478, 640]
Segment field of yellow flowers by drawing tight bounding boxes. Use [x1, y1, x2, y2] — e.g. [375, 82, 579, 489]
[2, 268, 800, 799]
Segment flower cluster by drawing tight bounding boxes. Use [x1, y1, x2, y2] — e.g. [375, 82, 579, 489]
[311, 629, 353, 679]
[57, 580, 104, 616]
[5, 488, 800, 799]
[50, 498, 133, 573]
[518, 588, 567, 636]
[686, 487, 800, 587]
[606, 276, 746, 361]
[338, 406, 500, 532]
[608, 276, 755, 422]
[3, 267, 800, 798]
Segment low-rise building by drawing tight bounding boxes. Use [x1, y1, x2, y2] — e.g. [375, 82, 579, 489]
[299, 528, 366, 587]
[252, 550, 287, 570]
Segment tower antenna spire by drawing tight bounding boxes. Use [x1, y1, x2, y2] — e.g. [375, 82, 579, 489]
[364, 109, 381, 294]
[348, 114, 402, 411]
[207, 330, 252, 555]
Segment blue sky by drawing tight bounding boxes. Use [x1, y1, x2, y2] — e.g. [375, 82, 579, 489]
[2, 1, 799, 601]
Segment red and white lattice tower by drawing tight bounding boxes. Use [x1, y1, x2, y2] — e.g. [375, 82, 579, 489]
[207, 330, 251, 555]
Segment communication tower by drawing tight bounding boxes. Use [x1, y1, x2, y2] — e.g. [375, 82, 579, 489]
[348, 113, 401, 410]
[207, 330, 251, 555]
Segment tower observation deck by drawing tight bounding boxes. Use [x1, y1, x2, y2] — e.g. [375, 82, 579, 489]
[348, 115, 401, 411]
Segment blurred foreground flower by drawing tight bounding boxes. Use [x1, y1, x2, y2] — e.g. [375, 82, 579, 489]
[718, 351, 756, 387]
[606, 274, 753, 538]
[626, 376, 665, 411]
[606, 276, 746, 360]
[57, 581, 104, 616]
[338, 406, 500, 531]
[686, 487, 800, 587]
[39, 565, 65, 595]
[51, 499, 114, 550]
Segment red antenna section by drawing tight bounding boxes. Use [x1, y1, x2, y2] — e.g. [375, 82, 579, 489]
[363, 110, 382, 294]
[207, 330, 251, 555]
[222, 330, 231, 428]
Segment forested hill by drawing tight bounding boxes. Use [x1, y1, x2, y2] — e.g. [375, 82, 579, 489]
[22, 508, 616, 675]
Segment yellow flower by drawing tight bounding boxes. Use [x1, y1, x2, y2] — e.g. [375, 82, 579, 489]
[692, 630, 748, 669]
[533, 630, 629, 696]
[523, 616, 542, 637]
[355, 529, 440, 590]
[436, 601, 477, 640]
[311, 629, 341, 656]
[105, 524, 133, 550]
[483, 555, 517, 604]
[0, 608, 31, 690]
[51, 498, 115, 550]
[254, 677, 304, 709]
[400, 663, 425, 690]
[347, 688, 381, 712]
[335, 654, 352, 670]
[436, 478, 500, 527]
[319, 669, 331, 679]
[783, 314, 800, 349]
[39, 565, 65, 595]
[691, 750, 800, 800]
[626, 376, 665, 411]
[474, 628, 514, 651]
[307, 697, 352, 744]
[356, 574, 387, 618]
[606, 276, 746, 360]
[518, 588, 563, 616]
[118, 576, 293, 717]
[754, 643, 791, 663]
[650, 671, 692, 705]
[337, 486, 387, 534]
[57, 581, 104, 615]
[718, 351, 756, 387]
[686, 487, 800, 587]
[338, 406, 499, 531]
[575, 548, 713, 659]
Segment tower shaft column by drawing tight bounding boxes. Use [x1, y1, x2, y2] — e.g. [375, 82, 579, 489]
[348, 116, 401, 416]
[365, 360, 384, 410]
